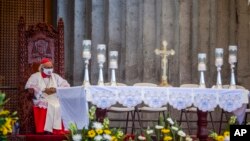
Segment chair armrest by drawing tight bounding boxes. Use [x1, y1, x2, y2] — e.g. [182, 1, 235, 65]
[20, 88, 35, 100]
[27, 88, 34, 94]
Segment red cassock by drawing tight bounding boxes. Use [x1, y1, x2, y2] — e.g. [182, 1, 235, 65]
[33, 106, 67, 134]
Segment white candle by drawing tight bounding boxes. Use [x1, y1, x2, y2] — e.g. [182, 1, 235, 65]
[82, 40, 91, 46]
[229, 45, 237, 51]
[198, 62, 206, 71]
[215, 57, 223, 67]
[82, 40, 91, 59]
[97, 44, 106, 50]
[198, 53, 206, 71]
[97, 44, 106, 64]
[229, 55, 237, 64]
[215, 48, 223, 54]
[228, 45, 237, 64]
[97, 54, 105, 63]
[109, 60, 118, 69]
[109, 51, 118, 69]
[82, 51, 91, 59]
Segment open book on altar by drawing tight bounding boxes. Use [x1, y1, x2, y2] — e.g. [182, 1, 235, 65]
[57, 86, 89, 130]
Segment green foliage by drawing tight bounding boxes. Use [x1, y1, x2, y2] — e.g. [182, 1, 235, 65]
[209, 116, 236, 141]
[0, 92, 18, 141]
[68, 106, 125, 141]
[134, 113, 192, 141]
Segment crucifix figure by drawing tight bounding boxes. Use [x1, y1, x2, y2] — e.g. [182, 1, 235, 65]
[155, 40, 175, 86]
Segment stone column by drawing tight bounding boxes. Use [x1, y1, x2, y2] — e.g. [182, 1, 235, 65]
[57, 0, 74, 84]
[57, 0, 85, 85]
[73, 0, 85, 86]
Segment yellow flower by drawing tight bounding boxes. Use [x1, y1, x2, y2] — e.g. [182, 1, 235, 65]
[216, 135, 224, 141]
[0, 110, 10, 115]
[163, 136, 173, 141]
[1, 127, 8, 135]
[0, 117, 15, 136]
[88, 129, 96, 138]
[224, 131, 230, 137]
[96, 129, 103, 134]
[111, 136, 118, 141]
[5, 118, 13, 130]
[161, 128, 170, 134]
[104, 129, 111, 134]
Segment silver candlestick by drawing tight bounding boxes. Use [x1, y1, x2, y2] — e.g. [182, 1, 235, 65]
[98, 63, 104, 86]
[109, 51, 118, 86]
[228, 45, 237, 89]
[198, 53, 207, 88]
[84, 60, 90, 86]
[199, 71, 206, 88]
[230, 64, 236, 89]
[97, 44, 106, 86]
[215, 48, 224, 89]
[111, 69, 116, 86]
[82, 40, 91, 86]
[216, 67, 222, 88]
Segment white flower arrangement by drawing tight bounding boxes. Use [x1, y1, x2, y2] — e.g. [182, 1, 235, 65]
[92, 122, 103, 129]
[171, 126, 179, 131]
[167, 117, 175, 125]
[134, 114, 190, 141]
[177, 130, 186, 137]
[72, 134, 82, 141]
[155, 125, 164, 129]
[146, 129, 154, 135]
[103, 134, 112, 140]
[138, 135, 146, 140]
[68, 106, 125, 141]
[185, 136, 193, 141]
[94, 135, 103, 141]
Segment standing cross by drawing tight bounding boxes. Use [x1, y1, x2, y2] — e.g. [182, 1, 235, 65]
[155, 40, 175, 86]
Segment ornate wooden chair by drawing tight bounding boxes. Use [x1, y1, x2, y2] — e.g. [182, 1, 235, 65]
[17, 17, 65, 134]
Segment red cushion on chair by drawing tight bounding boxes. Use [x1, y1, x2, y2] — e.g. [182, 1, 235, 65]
[33, 106, 47, 133]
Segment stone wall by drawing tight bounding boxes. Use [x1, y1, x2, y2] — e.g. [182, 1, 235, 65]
[58, 0, 250, 134]
[58, 0, 250, 89]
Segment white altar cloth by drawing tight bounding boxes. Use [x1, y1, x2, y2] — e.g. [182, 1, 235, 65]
[86, 86, 249, 113]
[56, 86, 249, 126]
[57, 86, 89, 129]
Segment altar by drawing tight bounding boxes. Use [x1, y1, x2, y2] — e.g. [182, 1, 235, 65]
[57, 85, 249, 141]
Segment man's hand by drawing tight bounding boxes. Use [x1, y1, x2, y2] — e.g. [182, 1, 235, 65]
[49, 87, 56, 93]
[44, 87, 56, 95]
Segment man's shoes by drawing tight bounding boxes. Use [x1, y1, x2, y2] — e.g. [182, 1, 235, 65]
[44, 131, 53, 135]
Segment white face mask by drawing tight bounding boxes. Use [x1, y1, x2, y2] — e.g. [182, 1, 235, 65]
[43, 68, 53, 75]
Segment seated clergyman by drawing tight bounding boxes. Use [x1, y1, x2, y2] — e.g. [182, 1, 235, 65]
[25, 58, 70, 134]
